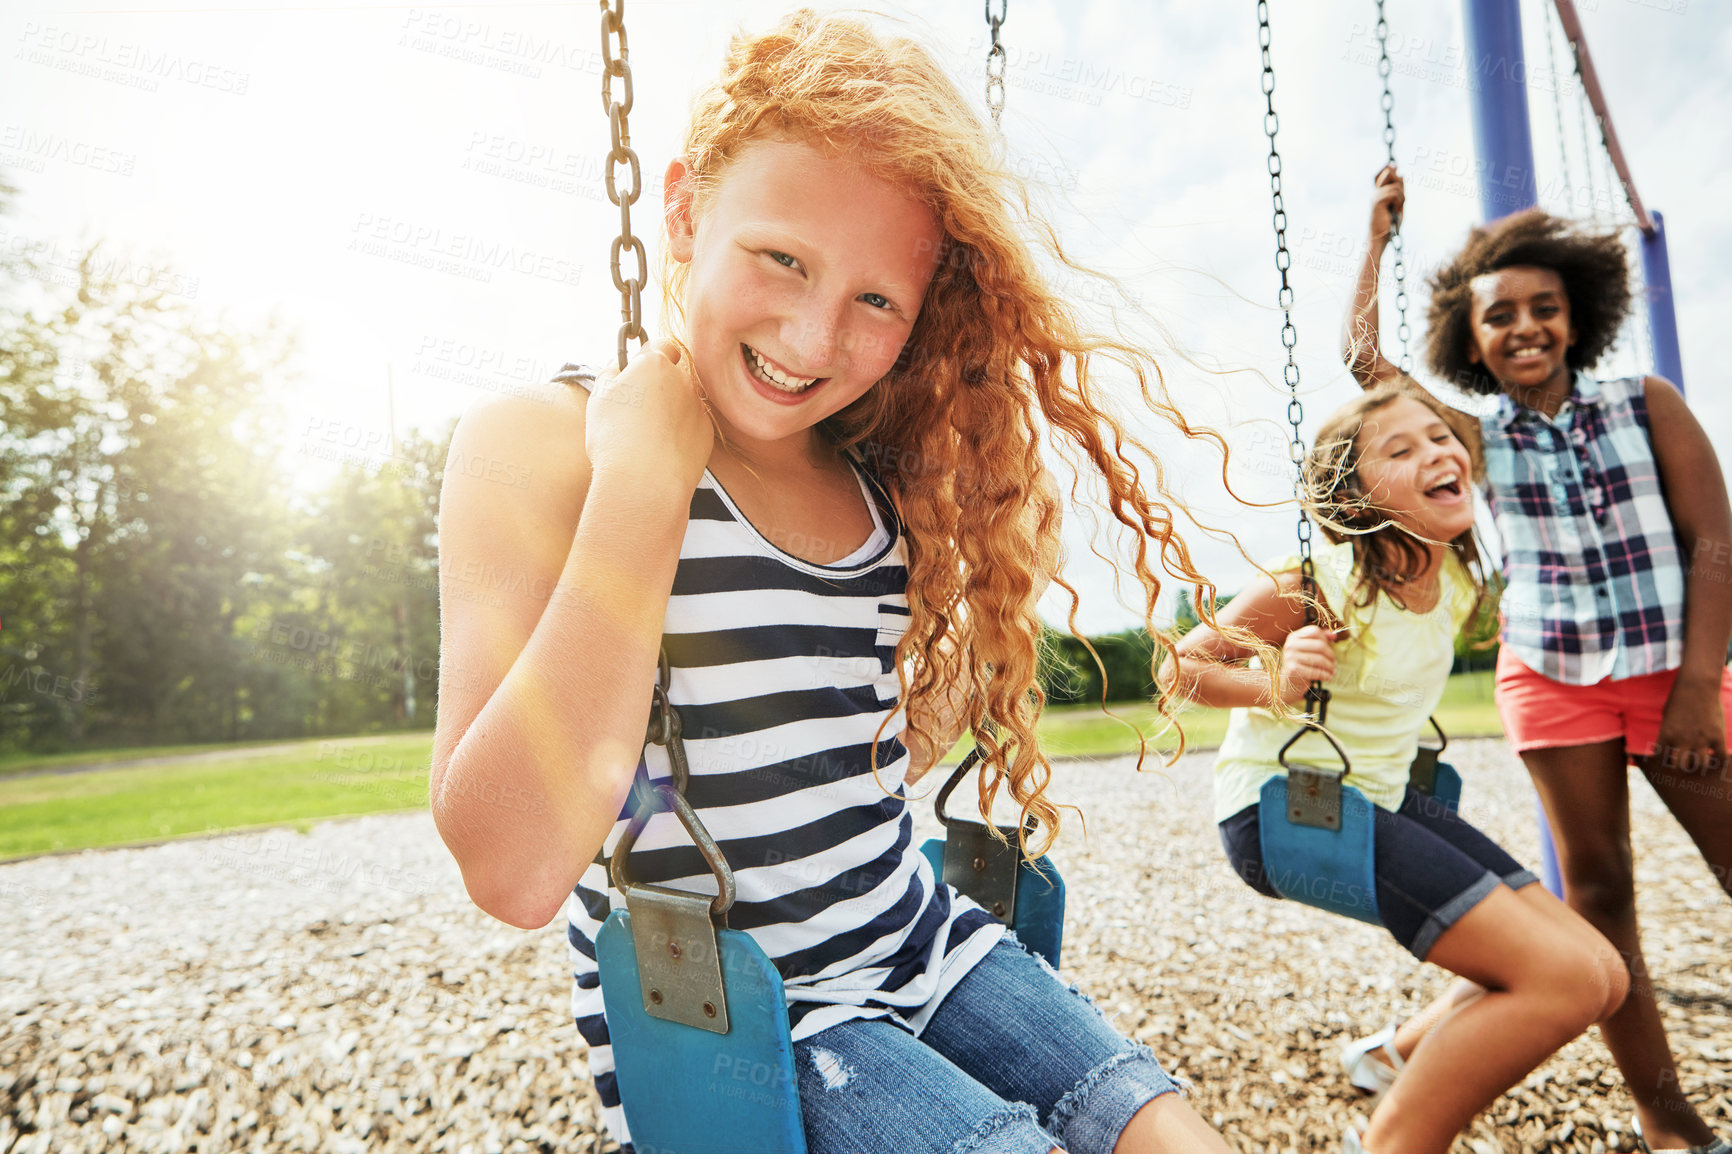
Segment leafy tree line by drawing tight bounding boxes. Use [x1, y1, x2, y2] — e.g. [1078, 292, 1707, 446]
[0, 215, 451, 754]
[1033, 579, 1502, 708]
[0, 177, 1502, 755]
[0, 227, 1178, 756]
[1034, 591, 1217, 706]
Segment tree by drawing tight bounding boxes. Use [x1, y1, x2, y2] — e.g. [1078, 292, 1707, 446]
[286, 424, 449, 734]
[1036, 624, 1160, 706]
[0, 247, 298, 747]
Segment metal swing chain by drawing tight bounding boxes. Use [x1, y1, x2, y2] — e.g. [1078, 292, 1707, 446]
[601, 0, 648, 371]
[985, 0, 1007, 128]
[1543, 0, 1575, 212]
[1258, 0, 1328, 720]
[1372, 0, 1411, 374]
[1570, 43, 1599, 221]
[596, 5, 740, 931]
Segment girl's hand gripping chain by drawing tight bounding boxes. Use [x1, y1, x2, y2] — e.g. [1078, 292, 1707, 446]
[585, 338, 713, 496]
[1370, 164, 1406, 245]
[1277, 625, 1342, 707]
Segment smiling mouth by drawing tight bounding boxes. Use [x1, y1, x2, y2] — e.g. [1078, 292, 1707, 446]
[1506, 345, 1550, 360]
[742, 344, 822, 394]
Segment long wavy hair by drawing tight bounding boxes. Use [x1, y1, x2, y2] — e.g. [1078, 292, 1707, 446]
[658, 10, 1234, 857]
[1301, 382, 1490, 619]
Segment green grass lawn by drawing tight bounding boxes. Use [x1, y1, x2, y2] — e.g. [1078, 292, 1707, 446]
[1029, 668, 1499, 760]
[0, 672, 1503, 860]
[0, 735, 435, 860]
[0, 737, 324, 778]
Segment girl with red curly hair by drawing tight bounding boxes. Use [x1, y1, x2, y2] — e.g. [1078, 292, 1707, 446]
[431, 10, 1231, 1153]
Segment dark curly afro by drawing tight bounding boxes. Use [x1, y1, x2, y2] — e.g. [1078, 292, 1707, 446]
[1425, 209, 1633, 396]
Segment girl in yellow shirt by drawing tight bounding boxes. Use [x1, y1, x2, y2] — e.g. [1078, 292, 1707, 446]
[1164, 384, 1626, 1154]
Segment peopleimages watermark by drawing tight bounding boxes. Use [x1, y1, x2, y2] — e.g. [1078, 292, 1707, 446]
[15, 22, 251, 95]
[0, 226, 201, 300]
[347, 212, 583, 287]
[248, 620, 440, 692]
[0, 662, 101, 706]
[460, 132, 606, 202]
[205, 833, 442, 897]
[397, 8, 608, 81]
[408, 333, 561, 402]
[0, 124, 135, 176]
[957, 36, 1192, 110]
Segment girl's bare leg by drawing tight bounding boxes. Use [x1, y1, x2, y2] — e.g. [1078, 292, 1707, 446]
[1528, 741, 1719, 1149]
[1635, 743, 1732, 899]
[1386, 978, 1485, 1063]
[1359, 884, 1626, 1154]
[1377, 883, 1608, 1064]
[1108, 1092, 1233, 1154]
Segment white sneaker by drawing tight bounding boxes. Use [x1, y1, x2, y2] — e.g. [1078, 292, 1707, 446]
[1340, 1022, 1404, 1105]
[1632, 1115, 1732, 1154]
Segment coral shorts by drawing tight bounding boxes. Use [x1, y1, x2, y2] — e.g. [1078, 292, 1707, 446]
[1494, 646, 1732, 757]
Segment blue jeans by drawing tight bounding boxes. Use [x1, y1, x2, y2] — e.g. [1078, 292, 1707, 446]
[792, 936, 1183, 1154]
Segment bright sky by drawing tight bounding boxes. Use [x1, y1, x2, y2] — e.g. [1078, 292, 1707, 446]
[4, 0, 1727, 632]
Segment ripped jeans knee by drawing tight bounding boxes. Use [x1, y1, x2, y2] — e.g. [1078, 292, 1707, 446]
[790, 937, 1186, 1154]
[1047, 1047, 1184, 1154]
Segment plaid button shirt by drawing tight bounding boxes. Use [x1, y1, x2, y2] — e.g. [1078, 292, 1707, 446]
[1482, 372, 1684, 685]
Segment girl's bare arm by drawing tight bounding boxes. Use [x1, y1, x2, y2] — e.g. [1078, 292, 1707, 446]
[1645, 375, 1732, 759]
[432, 347, 711, 929]
[1343, 165, 1407, 390]
[1160, 570, 1333, 710]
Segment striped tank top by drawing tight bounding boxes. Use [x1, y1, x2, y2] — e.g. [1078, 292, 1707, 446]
[564, 456, 1003, 1147]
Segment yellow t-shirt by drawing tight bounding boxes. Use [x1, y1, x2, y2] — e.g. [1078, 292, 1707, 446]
[1211, 538, 1478, 822]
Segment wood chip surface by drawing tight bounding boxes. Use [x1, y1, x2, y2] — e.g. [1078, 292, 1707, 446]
[3, 738, 1728, 1152]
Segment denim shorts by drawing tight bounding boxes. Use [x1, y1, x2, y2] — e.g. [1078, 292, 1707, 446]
[788, 936, 1183, 1154]
[1219, 785, 1541, 960]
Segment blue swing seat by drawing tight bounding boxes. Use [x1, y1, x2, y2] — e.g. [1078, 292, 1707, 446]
[598, 686, 1067, 1154]
[917, 748, 1067, 966]
[918, 835, 1067, 966]
[1256, 759, 1462, 927]
[1254, 707, 1461, 928]
[597, 911, 806, 1154]
[1257, 774, 1382, 924]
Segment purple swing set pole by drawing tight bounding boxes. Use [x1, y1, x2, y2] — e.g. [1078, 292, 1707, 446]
[1641, 210, 1686, 390]
[1460, 0, 1561, 894]
[1461, 0, 1687, 898]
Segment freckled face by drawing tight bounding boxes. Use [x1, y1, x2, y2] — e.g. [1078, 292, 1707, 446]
[666, 137, 944, 452]
[1465, 265, 1576, 394]
[1353, 397, 1475, 542]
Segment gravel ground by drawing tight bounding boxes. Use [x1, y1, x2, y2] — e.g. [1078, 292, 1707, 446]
[3, 738, 1728, 1153]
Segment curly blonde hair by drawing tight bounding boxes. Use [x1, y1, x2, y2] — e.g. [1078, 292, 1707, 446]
[660, 10, 1229, 857]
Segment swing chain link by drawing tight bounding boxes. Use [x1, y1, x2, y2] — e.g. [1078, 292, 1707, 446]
[1373, 0, 1411, 374]
[601, 0, 648, 371]
[984, 0, 1007, 127]
[616, 649, 736, 920]
[1259, 0, 1328, 719]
